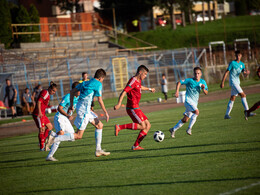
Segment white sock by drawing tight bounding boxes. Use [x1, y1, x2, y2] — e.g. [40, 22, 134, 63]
[241, 97, 249, 110]
[54, 133, 74, 143]
[225, 100, 234, 115]
[47, 141, 60, 158]
[50, 131, 57, 137]
[173, 120, 184, 131]
[188, 114, 198, 129]
[95, 129, 102, 151]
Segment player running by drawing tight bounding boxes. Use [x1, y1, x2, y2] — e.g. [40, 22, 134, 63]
[47, 69, 110, 157]
[46, 82, 80, 161]
[32, 81, 57, 151]
[220, 50, 251, 120]
[169, 67, 208, 138]
[114, 65, 155, 150]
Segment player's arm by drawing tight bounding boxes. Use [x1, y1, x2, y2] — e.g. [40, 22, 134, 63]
[201, 85, 208, 95]
[114, 90, 126, 110]
[141, 86, 155, 93]
[97, 96, 109, 122]
[242, 69, 250, 77]
[68, 88, 78, 113]
[14, 88, 17, 101]
[175, 81, 181, 98]
[37, 101, 42, 118]
[220, 70, 229, 88]
[58, 105, 73, 120]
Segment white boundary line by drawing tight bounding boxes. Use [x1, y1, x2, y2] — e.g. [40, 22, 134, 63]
[219, 181, 260, 195]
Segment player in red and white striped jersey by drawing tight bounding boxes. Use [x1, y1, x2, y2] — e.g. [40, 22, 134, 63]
[114, 65, 155, 150]
[32, 82, 57, 151]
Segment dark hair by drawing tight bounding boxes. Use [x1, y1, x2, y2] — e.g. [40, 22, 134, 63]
[72, 81, 79, 89]
[82, 72, 87, 77]
[49, 81, 57, 89]
[25, 88, 29, 91]
[162, 74, 165, 77]
[193, 67, 202, 72]
[235, 50, 241, 55]
[137, 65, 149, 73]
[6, 79, 10, 82]
[94, 69, 106, 79]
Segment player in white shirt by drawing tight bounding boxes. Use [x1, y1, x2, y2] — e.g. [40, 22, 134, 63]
[46, 82, 80, 161]
[169, 67, 208, 138]
[47, 69, 110, 160]
[220, 50, 251, 120]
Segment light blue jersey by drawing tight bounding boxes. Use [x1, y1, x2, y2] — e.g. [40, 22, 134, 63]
[76, 78, 102, 114]
[180, 78, 208, 106]
[55, 93, 79, 117]
[227, 60, 245, 86]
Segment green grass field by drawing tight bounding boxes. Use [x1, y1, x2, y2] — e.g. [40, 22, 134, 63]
[0, 93, 260, 194]
[118, 15, 260, 49]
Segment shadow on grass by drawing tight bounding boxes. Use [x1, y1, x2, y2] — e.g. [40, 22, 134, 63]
[1, 140, 259, 169]
[24, 177, 260, 193]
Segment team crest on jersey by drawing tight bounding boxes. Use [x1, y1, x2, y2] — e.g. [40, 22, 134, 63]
[61, 100, 65, 103]
[240, 65, 242, 68]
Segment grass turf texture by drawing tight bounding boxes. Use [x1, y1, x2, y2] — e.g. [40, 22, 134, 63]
[118, 15, 260, 50]
[0, 93, 260, 194]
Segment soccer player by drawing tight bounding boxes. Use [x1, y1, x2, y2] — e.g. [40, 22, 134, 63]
[4, 79, 17, 118]
[47, 69, 110, 157]
[161, 74, 168, 101]
[45, 82, 80, 161]
[244, 66, 260, 119]
[32, 81, 57, 151]
[220, 50, 250, 120]
[114, 65, 155, 150]
[169, 67, 208, 138]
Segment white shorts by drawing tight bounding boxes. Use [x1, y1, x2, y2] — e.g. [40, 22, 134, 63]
[74, 111, 97, 131]
[183, 102, 198, 118]
[231, 84, 243, 96]
[54, 114, 74, 134]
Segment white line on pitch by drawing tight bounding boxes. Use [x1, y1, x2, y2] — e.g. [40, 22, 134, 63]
[219, 181, 260, 195]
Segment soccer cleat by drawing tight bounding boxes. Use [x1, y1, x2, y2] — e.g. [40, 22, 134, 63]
[169, 128, 175, 138]
[186, 128, 192, 135]
[224, 115, 231, 119]
[46, 156, 58, 161]
[244, 110, 249, 120]
[115, 124, 120, 136]
[95, 150, 111, 157]
[45, 133, 55, 151]
[40, 148, 45, 151]
[250, 112, 256, 117]
[132, 145, 144, 150]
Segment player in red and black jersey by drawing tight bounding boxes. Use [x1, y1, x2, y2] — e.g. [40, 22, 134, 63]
[32, 82, 57, 151]
[114, 65, 155, 150]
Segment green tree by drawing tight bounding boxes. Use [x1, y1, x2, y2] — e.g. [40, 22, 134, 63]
[234, 0, 247, 15]
[16, 5, 31, 42]
[0, 0, 12, 48]
[29, 4, 40, 42]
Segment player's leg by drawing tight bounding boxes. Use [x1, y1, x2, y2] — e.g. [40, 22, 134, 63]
[33, 116, 46, 150]
[244, 101, 259, 119]
[225, 95, 236, 119]
[90, 118, 110, 157]
[114, 109, 144, 136]
[237, 91, 250, 120]
[131, 110, 149, 150]
[132, 119, 150, 150]
[186, 109, 199, 135]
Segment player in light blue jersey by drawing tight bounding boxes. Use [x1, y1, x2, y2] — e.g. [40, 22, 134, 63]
[169, 67, 208, 138]
[220, 50, 251, 120]
[45, 82, 80, 161]
[47, 69, 110, 158]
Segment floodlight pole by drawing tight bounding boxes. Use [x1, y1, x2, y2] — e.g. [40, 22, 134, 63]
[112, 7, 118, 44]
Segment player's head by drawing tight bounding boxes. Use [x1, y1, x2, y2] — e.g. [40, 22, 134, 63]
[72, 81, 80, 97]
[193, 67, 202, 80]
[25, 88, 29, 93]
[5, 79, 11, 86]
[162, 73, 166, 79]
[235, 50, 242, 60]
[82, 72, 88, 81]
[48, 81, 57, 95]
[94, 69, 106, 82]
[137, 65, 149, 81]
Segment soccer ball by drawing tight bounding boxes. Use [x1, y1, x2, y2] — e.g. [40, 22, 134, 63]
[153, 131, 165, 142]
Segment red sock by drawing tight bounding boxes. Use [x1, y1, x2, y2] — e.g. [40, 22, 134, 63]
[119, 123, 138, 130]
[134, 130, 147, 147]
[38, 132, 45, 149]
[44, 129, 50, 139]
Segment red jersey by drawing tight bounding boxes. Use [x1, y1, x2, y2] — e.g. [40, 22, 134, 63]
[33, 89, 50, 116]
[124, 77, 142, 109]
